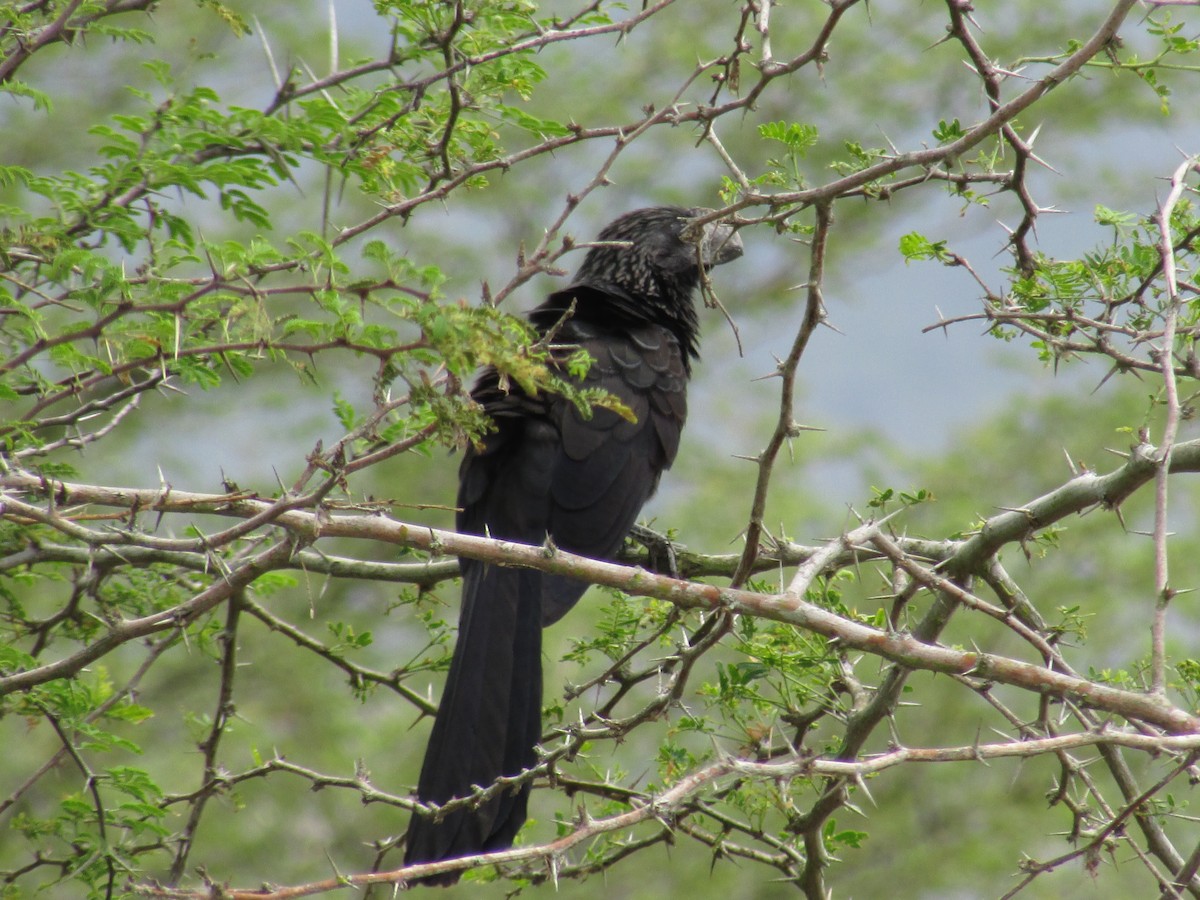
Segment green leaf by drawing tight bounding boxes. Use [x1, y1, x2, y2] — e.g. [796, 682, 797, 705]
[1095, 204, 1137, 229]
[898, 231, 950, 263]
[758, 120, 819, 156]
[932, 117, 965, 144]
[497, 104, 571, 138]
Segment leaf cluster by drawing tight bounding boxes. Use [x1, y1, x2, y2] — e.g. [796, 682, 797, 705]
[2, 2, 1200, 900]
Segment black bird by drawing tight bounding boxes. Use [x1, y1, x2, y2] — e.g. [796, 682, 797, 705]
[404, 206, 743, 882]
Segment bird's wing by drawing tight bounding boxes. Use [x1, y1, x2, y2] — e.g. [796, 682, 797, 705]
[457, 315, 688, 625]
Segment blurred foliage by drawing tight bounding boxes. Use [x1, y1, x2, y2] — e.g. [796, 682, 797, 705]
[0, 2, 1199, 899]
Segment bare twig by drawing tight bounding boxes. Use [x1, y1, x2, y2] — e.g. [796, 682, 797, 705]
[1148, 154, 1200, 694]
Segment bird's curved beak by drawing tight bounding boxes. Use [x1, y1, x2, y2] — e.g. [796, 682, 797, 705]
[685, 210, 744, 269]
[703, 220, 744, 268]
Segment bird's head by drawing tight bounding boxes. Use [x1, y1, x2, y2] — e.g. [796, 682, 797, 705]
[574, 206, 743, 301]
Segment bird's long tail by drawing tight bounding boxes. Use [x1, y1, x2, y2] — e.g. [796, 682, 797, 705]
[403, 563, 544, 883]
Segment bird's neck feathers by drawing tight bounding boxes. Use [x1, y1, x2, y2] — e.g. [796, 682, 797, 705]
[539, 280, 701, 362]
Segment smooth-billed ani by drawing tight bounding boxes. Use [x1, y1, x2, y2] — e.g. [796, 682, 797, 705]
[404, 206, 743, 883]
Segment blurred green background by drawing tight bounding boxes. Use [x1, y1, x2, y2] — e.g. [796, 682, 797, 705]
[3, 1, 1200, 897]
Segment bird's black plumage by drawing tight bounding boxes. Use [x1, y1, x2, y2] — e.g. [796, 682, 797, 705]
[404, 206, 742, 883]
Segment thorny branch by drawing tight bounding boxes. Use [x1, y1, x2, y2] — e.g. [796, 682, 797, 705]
[730, 201, 831, 588]
[3, 0, 1200, 897]
[130, 728, 1200, 899]
[1149, 155, 1200, 695]
[4, 439, 1200, 727]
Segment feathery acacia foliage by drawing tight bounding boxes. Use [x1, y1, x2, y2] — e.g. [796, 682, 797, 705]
[2, 2, 1200, 898]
